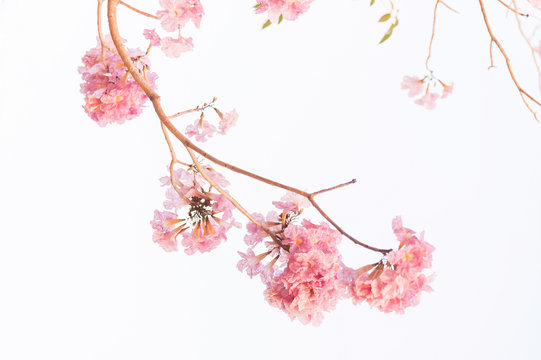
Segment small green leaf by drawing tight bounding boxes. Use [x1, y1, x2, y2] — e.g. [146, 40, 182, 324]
[262, 19, 272, 29]
[370, 0, 375, 6]
[378, 13, 391, 22]
[379, 26, 394, 44]
[254, 3, 261, 8]
[278, 14, 283, 24]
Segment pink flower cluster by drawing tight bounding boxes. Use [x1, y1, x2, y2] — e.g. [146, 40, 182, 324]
[143, 0, 204, 58]
[151, 166, 240, 254]
[401, 75, 453, 110]
[346, 217, 435, 313]
[238, 192, 344, 325]
[185, 109, 239, 142]
[255, 0, 314, 23]
[79, 38, 157, 126]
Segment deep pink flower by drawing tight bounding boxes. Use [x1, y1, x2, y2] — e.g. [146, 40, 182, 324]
[263, 220, 344, 325]
[348, 217, 435, 313]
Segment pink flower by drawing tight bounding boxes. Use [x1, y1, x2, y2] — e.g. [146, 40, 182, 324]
[79, 37, 157, 126]
[143, 29, 161, 46]
[157, 0, 204, 32]
[272, 191, 310, 213]
[347, 217, 435, 313]
[237, 248, 268, 278]
[440, 81, 454, 99]
[263, 220, 344, 325]
[255, 0, 314, 23]
[185, 117, 217, 142]
[153, 167, 239, 254]
[150, 210, 185, 252]
[160, 36, 194, 58]
[401, 76, 424, 97]
[415, 93, 439, 110]
[218, 109, 238, 135]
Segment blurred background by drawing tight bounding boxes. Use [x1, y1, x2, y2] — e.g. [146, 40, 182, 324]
[0, 0, 540, 359]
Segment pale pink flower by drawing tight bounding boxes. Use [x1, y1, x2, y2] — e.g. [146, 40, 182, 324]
[415, 93, 439, 110]
[218, 109, 238, 135]
[244, 211, 281, 246]
[401, 75, 424, 97]
[150, 210, 183, 252]
[255, 0, 314, 23]
[157, 0, 204, 32]
[441, 81, 454, 99]
[143, 29, 161, 46]
[160, 36, 194, 58]
[272, 191, 310, 213]
[237, 248, 267, 278]
[185, 117, 217, 142]
[153, 167, 238, 254]
[79, 37, 157, 126]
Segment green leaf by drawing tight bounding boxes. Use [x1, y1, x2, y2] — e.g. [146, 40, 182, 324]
[262, 19, 272, 29]
[379, 26, 394, 44]
[378, 13, 391, 22]
[370, 0, 375, 5]
[278, 14, 283, 24]
[254, 3, 261, 8]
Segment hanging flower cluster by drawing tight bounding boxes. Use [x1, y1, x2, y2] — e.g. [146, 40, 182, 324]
[401, 74, 453, 110]
[79, 37, 157, 126]
[344, 217, 435, 313]
[143, 0, 204, 58]
[151, 166, 240, 254]
[82, 0, 441, 326]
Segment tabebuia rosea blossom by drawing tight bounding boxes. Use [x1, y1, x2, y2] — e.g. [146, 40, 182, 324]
[151, 166, 240, 254]
[79, 37, 157, 126]
[255, 0, 314, 23]
[184, 108, 239, 142]
[401, 74, 453, 110]
[344, 217, 435, 313]
[142, 0, 204, 58]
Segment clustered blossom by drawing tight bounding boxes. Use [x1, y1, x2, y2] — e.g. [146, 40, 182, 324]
[185, 108, 239, 142]
[255, 0, 314, 23]
[345, 217, 435, 313]
[151, 166, 240, 254]
[142, 0, 203, 58]
[79, 37, 157, 126]
[401, 74, 453, 110]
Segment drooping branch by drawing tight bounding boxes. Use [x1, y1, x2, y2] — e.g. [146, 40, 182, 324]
[479, 0, 541, 121]
[106, 0, 391, 254]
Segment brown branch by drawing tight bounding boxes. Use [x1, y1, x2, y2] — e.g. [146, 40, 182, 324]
[512, 0, 541, 93]
[310, 179, 356, 197]
[119, 0, 158, 19]
[106, 0, 390, 254]
[479, 0, 541, 121]
[497, 0, 528, 17]
[425, 0, 458, 73]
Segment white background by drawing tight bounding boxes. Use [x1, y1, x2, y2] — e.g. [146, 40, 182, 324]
[1, 0, 540, 359]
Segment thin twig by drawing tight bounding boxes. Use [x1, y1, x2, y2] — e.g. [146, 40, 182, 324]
[512, 0, 541, 92]
[497, 0, 528, 17]
[479, 0, 541, 121]
[119, 0, 159, 19]
[310, 179, 356, 197]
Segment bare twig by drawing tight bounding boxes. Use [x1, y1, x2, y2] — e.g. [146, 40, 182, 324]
[479, 0, 541, 121]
